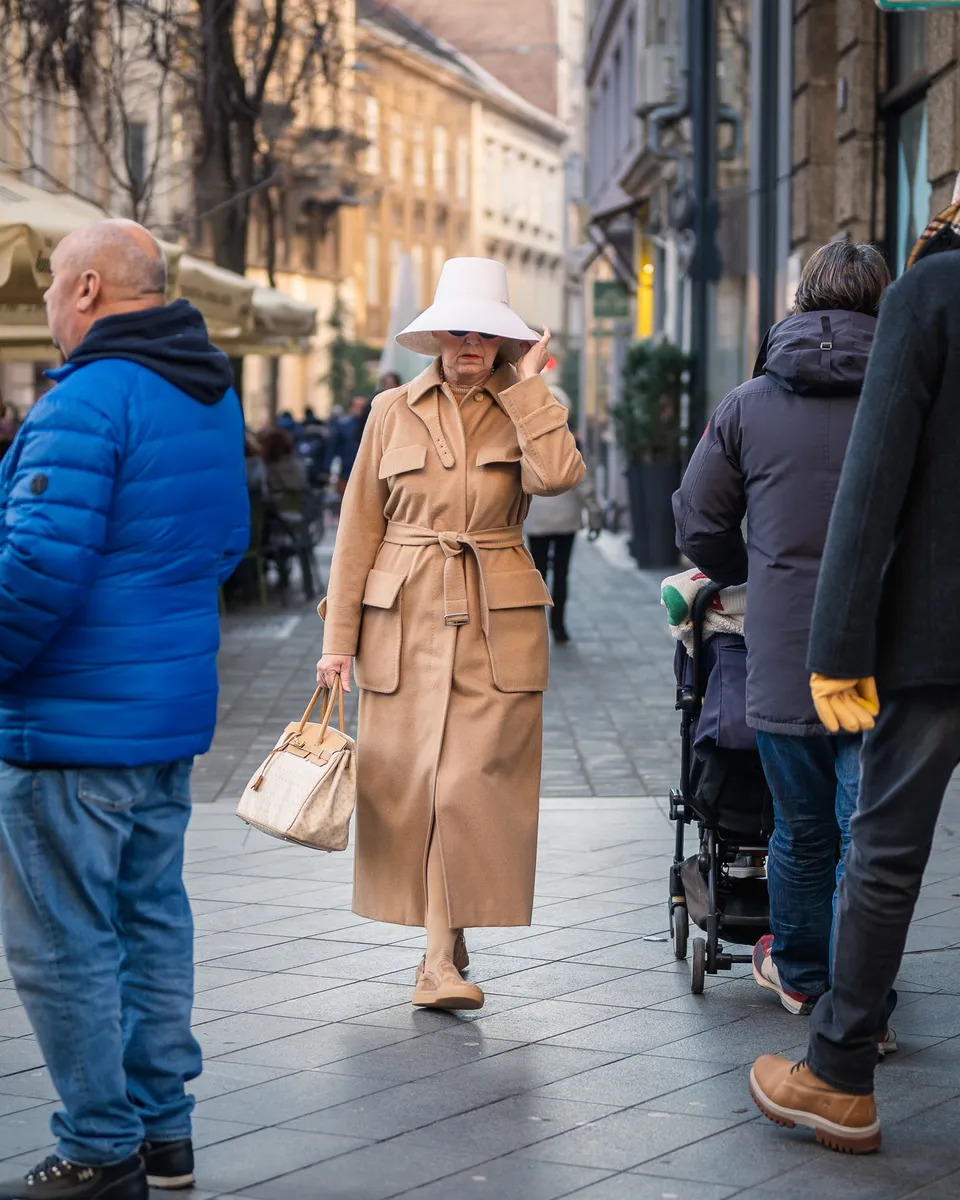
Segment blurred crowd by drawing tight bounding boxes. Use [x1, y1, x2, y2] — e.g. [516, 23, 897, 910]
[228, 372, 401, 607]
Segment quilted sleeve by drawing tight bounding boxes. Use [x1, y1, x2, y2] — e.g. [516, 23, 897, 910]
[0, 389, 121, 683]
[218, 410, 252, 584]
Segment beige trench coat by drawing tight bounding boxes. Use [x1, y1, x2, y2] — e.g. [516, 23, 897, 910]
[320, 358, 585, 928]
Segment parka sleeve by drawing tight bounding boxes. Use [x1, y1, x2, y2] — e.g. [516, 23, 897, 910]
[320, 401, 389, 656]
[672, 392, 748, 587]
[497, 376, 585, 496]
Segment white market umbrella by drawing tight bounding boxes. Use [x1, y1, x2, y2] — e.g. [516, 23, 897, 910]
[378, 252, 431, 383]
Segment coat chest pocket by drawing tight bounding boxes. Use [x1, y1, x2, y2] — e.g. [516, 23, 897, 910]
[355, 569, 405, 694]
[379, 445, 427, 480]
[483, 569, 553, 693]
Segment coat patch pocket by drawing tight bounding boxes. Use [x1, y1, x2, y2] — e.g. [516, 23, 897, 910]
[378, 445, 427, 480]
[355, 568, 406, 694]
[476, 444, 522, 466]
[483, 569, 552, 693]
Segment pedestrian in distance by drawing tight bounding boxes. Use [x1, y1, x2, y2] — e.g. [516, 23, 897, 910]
[526, 410, 600, 645]
[0, 219, 249, 1200]
[749, 201, 960, 1155]
[329, 394, 371, 496]
[673, 242, 895, 1031]
[316, 257, 584, 1011]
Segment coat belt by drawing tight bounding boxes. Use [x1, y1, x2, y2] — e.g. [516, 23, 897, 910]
[383, 520, 525, 634]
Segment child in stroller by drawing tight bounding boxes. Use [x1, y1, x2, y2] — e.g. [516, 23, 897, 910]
[665, 579, 774, 994]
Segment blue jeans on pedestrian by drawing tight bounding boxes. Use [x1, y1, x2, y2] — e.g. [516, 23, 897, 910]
[0, 760, 201, 1166]
[756, 732, 861, 998]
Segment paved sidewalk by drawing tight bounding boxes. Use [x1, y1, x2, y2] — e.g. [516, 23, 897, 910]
[2, 536, 960, 1198]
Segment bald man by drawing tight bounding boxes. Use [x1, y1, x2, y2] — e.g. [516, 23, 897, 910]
[0, 221, 249, 1200]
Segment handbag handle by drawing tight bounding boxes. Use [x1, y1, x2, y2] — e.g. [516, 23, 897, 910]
[298, 675, 345, 738]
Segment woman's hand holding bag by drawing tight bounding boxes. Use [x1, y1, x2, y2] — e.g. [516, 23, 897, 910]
[237, 676, 357, 851]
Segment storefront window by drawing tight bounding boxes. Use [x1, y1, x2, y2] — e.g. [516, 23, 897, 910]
[895, 102, 932, 274]
[885, 12, 932, 275]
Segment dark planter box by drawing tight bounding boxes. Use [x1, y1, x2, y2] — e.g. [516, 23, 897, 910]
[626, 461, 681, 569]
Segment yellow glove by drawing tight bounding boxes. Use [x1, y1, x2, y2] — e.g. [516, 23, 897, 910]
[810, 674, 880, 734]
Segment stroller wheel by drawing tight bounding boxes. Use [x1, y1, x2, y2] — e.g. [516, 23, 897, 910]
[691, 937, 706, 994]
[670, 903, 689, 960]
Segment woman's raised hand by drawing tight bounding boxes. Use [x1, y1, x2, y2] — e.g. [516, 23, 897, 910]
[517, 327, 551, 381]
[317, 654, 353, 692]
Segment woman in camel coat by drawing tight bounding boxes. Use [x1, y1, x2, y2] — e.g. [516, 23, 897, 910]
[317, 257, 584, 1010]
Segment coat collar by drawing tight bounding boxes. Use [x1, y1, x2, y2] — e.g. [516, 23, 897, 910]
[405, 358, 518, 408]
[405, 358, 518, 470]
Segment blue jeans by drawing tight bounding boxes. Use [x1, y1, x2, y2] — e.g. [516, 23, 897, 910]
[756, 732, 861, 998]
[0, 760, 201, 1166]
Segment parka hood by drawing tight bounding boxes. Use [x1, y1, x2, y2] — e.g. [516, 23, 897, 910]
[757, 309, 877, 398]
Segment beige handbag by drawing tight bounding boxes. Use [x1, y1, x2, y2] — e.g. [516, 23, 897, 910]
[236, 678, 357, 851]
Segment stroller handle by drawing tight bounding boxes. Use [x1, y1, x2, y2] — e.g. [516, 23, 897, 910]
[690, 581, 725, 707]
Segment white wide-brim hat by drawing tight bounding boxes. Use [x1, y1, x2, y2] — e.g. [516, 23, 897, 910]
[395, 257, 540, 364]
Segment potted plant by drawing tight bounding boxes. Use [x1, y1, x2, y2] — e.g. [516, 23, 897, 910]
[612, 339, 691, 568]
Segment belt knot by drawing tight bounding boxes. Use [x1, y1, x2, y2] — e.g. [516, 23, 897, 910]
[438, 532, 465, 558]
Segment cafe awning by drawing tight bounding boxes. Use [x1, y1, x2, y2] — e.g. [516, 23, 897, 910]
[0, 172, 314, 354]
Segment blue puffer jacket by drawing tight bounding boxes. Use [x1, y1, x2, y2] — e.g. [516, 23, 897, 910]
[0, 300, 250, 767]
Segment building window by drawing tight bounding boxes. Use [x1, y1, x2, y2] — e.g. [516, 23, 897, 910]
[365, 96, 380, 175]
[433, 125, 447, 195]
[411, 243, 425, 296]
[501, 146, 512, 216]
[412, 124, 427, 190]
[124, 120, 148, 203]
[432, 243, 446, 289]
[883, 12, 932, 274]
[456, 134, 470, 203]
[388, 113, 404, 183]
[365, 233, 380, 305]
[612, 47, 623, 158]
[625, 14, 637, 143]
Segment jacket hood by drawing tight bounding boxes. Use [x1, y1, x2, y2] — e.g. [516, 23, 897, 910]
[56, 299, 234, 406]
[756, 309, 877, 398]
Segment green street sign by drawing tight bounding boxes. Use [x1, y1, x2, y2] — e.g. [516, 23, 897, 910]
[876, 1, 960, 8]
[593, 280, 631, 319]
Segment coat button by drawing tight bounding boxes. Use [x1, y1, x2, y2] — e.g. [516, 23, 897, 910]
[29, 474, 47, 495]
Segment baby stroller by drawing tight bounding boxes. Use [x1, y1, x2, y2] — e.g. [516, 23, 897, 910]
[668, 583, 774, 993]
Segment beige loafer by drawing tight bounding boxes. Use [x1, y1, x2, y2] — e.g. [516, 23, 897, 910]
[416, 930, 469, 982]
[412, 958, 484, 1010]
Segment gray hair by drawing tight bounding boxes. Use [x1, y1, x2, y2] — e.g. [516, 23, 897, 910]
[793, 242, 890, 317]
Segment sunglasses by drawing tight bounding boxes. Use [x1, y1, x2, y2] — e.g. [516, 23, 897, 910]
[447, 330, 499, 339]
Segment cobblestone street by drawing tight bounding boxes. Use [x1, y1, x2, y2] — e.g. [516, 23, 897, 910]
[2, 535, 960, 1198]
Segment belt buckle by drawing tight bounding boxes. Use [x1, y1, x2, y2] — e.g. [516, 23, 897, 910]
[444, 612, 469, 627]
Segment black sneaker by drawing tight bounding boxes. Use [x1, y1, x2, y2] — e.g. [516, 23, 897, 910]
[139, 1140, 194, 1191]
[0, 1155, 147, 1200]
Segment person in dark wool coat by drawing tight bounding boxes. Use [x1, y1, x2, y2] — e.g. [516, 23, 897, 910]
[749, 200, 960, 1154]
[673, 241, 893, 1027]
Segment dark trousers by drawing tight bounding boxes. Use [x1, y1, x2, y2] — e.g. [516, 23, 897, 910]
[528, 533, 575, 633]
[808, 686, 960, 1094]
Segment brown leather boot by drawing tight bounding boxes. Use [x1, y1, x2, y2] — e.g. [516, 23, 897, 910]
[749, 1055, 880, 1154]
[412, 957, 484, 1010]
[416, 930, 468, 982]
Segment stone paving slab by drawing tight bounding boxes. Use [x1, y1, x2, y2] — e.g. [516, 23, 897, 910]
[1, 535, 960, 1197]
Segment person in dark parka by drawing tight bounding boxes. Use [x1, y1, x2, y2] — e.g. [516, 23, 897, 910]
[673, 242, 891, 1019]
[749, 203, 960, 1152]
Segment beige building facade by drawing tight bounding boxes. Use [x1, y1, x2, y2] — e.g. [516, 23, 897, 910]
[348, 0, 568, 361]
